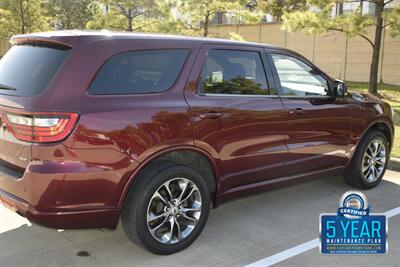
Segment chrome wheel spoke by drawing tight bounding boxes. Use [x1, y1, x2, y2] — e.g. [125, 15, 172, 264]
[376, 158, 385, 165]
[377, 143, 383, 154]
[375, 165, 382, 176]
[179, 212, 198, 223]
[175, 218, 182, 241]
[364, 153, 372, 160]
[366, 146, 374, 157]
[165, 216, 175, 243]
[163, 180, 173, 200]
[371, 166, 377, 179]
[367, 167, 375, 182]
[179, 187, 197, 204]
[152, 191, 168, 205]
[372, 141, 379, 155]
[180, 207, 201, 213]
[149, 216, 168, 234]
[376, 154, 385, 160]
[365, 167, 372, 180]
[147, 211, 169, 223]
[363, 165, 371, 175]
[177, 179, 190, 203]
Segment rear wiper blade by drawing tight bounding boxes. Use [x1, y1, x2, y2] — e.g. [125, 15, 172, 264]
[0, 83, 17, 91]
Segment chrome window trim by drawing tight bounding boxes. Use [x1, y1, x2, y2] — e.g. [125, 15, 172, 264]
[199, 93, 332, 99]
[279, 95, 332, 99]
[200, 93, 280, 98]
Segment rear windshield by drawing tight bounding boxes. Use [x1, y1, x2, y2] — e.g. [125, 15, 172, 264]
[0, 45, 69, 96]
[88, 49, 189, 95]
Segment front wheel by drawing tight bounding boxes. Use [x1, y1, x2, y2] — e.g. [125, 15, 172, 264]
[344, 130, 389, 189]
[122, 161, 211, 254]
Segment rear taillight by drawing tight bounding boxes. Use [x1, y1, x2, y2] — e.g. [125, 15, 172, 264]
[0, 108, 79, 143]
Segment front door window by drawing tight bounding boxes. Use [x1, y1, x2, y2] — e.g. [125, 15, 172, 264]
[271, 53, 329, 97]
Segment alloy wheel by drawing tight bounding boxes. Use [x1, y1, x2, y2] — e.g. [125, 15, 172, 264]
[146, 178, 202, 244]
[361, 138, 386, 183]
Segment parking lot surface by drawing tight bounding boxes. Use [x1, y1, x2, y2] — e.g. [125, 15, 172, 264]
[1, 170, 400, 267]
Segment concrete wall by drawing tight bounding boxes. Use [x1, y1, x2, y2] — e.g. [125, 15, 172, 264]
[0, 40, 10, 58]
[211, 23, 400, 85]
[0, 25, 399, 85]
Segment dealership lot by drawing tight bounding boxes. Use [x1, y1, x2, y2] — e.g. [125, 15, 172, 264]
[1, 170, 400, 267]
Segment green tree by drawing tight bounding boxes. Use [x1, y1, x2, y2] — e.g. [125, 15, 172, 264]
[87, 0, 163, 32]
[86, 6, 126, 31]
[257, 0, 307, 22]
[283, 0, 400, 95]
[0, 0, 49, 39]
[176, 0, 262, 37]
[44, 0, 97, 30]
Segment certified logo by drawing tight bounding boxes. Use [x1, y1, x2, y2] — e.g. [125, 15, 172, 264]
[338, 191, 369, 219]
[320, 191, 387, 254]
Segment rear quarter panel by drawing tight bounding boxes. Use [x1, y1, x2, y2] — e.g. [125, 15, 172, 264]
[26, 39, 200, 211]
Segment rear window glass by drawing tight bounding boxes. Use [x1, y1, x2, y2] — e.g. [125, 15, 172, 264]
[89, 49, 189, 95]
[0, 45, 69, 96]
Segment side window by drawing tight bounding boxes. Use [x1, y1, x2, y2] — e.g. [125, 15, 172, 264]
[199, 50, 269, 96]
[89, 49, 189, 95]
[271, 53, 329, 97]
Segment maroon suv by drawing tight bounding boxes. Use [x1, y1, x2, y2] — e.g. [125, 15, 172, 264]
[0, 31, 393, 254]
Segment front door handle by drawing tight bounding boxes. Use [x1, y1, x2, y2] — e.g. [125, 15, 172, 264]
[199, 112, 222, 119]
[288, 108, 305, 115]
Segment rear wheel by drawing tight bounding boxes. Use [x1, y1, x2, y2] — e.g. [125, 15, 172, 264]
[122, 161, 210, 254]
[344, 130, 389, 189]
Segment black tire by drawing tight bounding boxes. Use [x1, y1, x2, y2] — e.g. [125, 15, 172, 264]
[344, 130, 389, 189]
[121, 160, 211, 255]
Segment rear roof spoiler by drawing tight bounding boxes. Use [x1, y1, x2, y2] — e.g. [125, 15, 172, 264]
[10, 32, 80, 48]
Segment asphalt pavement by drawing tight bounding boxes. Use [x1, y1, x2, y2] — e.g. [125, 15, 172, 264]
[1, 170, 400, 267]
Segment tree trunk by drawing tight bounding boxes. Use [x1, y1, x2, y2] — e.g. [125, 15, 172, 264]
[368, 0, 384, 95]
[26, 0, 30, 32]
[127, 9, 133, 32]
[203, 12, 210, 37]
[20, 0, 26, 34]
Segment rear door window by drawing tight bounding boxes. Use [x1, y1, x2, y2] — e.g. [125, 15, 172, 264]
[89, 49, 189, 95]
[199, 49, 270, 96]
[0, 45, 69, 96]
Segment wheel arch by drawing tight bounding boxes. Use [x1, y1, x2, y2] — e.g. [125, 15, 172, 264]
[350, 119, 394, 164]
[118, 146, 220, 209]
[370, 122, 393, 150]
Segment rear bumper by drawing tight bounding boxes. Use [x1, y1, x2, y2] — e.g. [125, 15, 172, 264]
[0, 188, 120, 229]
[0, 154, 137, 229]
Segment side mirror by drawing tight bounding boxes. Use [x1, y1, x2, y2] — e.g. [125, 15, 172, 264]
[334, 80, 347, 97]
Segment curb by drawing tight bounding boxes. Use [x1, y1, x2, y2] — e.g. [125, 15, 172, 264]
[388, 157, 400, 172]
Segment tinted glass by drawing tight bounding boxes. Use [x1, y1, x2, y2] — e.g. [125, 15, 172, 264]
[0, 45, 69, 96]
[271, 53, 329, 97]
[89, 49, 189, 95]
[200, 50, 269, 95]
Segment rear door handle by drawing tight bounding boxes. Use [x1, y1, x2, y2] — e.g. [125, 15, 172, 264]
[288, 108, 305, 115]
[199, 112, 222, 119]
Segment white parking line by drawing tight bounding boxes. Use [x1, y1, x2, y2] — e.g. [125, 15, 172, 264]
[384, 207, 400, 218]
[244, 206, 400, 267]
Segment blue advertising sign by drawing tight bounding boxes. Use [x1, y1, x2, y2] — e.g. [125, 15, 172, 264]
[320, 191, 387, 254]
